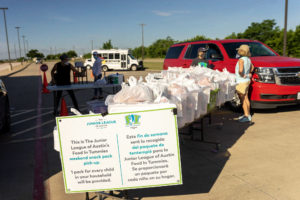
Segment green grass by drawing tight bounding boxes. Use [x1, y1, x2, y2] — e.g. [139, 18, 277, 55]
[143, 61, 163, 71]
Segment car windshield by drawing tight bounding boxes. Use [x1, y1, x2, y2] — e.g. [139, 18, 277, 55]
[222, 42, 277, 58]
[128, 54, 135, 60]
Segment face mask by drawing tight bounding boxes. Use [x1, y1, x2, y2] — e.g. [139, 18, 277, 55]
[93, 55, 97, 59]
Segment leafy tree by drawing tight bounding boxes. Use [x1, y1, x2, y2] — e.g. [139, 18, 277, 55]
[181, 35, 211, 42]
[26, 49, 44, 59]
[83, 52, 91, 59]
[66, 50, 77, 58]
[102, 39, 113, 49]
[146, 36, 175, 58]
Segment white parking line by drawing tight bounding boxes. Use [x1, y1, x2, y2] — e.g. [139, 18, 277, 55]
[4, 133, 53, 144]
[11, 109, 35, 117]
[11, 119, 55, 137]
[11, 110, 53, 126]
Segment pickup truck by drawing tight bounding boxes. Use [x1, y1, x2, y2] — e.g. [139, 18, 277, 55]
[163, 39, 300, 109]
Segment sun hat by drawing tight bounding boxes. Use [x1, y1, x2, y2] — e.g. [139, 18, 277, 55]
[237, 44, 250, 52]
[59, 54, 69, 61]
[237, 44, 251, 57]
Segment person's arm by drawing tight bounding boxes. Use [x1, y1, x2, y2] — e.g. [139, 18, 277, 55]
[238, 59, 245, 77]
[51, 64, 57, 84]
[191, 59, 197, 67]
[70, 64, 81, 75]
[248, 63, 254, 79]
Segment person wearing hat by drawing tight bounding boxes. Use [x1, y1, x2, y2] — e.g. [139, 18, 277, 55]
[91, 52, 103, 100]
[51, 54, 81, 115]
[191, 47, 213, 68]
[235, 44, 254, 122]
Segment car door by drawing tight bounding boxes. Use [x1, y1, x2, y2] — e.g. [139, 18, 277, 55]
[205, 43, 225, 71]
[121, 54, 127, 69]
[183, 43, 207, 67]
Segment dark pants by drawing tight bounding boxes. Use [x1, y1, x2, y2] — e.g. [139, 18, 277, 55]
[54, 90, 79, 114]
[94, 74, 103, 97]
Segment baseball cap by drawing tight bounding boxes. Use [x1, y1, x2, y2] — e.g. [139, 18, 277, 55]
[59, 54, 69, 61]
[198, 47, 209, 53]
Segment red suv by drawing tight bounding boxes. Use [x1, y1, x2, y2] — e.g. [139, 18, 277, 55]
[163, 39, 300, 109]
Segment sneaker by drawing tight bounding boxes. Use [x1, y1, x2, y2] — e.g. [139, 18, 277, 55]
[248, 115, 252, 121]
[238, 116, 251, 123]
[238, 115, 244, 120]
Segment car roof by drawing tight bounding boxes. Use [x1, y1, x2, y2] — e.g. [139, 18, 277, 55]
[172, 39, 258, 46]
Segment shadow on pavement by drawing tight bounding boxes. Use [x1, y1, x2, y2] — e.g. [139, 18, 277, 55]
[129, 110, 252, 198]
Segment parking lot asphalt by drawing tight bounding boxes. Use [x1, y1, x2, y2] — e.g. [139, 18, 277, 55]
[0, 62, 300, 200]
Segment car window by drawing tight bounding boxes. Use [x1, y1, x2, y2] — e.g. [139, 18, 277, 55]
[109, 53, 114, 59]
[184, 44, 206, 59]
[206, 44, 223, 60]
[165, 45, 184, 59]
[115, 53, 120, 59]
[222, 42, 276, 58]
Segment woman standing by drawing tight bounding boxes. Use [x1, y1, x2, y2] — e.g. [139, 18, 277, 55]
[235, 45, 254, 122]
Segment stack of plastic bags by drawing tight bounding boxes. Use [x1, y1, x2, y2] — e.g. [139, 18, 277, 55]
[105, 67, 237, 128]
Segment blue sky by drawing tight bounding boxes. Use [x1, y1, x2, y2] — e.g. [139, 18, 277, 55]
[0, 0, 300, 59]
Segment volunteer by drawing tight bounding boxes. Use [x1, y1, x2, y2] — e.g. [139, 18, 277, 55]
[191, 47, 213, 68]
[51, 54, 80, 116]
[91, 52, 103, 100]
[235, 44, 254, 123]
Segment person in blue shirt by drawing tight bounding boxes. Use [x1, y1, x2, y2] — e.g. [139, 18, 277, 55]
[91, 52, 103, 100]
[235, 45, 254, 122]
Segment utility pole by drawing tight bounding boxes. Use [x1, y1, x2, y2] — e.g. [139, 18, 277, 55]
[0, 8, 12, 70]
[54, 46, 57, 55]
[26, 40, 29, 53]
[91, 40, 94, 50]
[283, 0, 288, 56]
[15, 26, 22, 58]
[14, 43, 17, 59]
[139, 23, 146, 60]
[50, 47, 52, 55]
[22, 35, 26, 59]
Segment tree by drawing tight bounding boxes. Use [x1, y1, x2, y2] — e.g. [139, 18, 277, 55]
[83, 52, 91, 59]
[26, 49, 45, 59]
[146, 36, 175, 58]
[66, 50, 77, 58]
[102, 39, 113, 49]
[181, 35, 211, 42]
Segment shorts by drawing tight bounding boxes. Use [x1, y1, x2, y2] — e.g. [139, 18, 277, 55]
[236, 81, 250, 95]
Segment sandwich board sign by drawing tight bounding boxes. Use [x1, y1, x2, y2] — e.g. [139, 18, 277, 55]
[56, 107, 182, 193]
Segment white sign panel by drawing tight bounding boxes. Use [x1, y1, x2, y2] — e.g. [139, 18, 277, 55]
[56, 107, 182, 193]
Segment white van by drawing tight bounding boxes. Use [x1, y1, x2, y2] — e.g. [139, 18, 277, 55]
[86, 49, 143, 71]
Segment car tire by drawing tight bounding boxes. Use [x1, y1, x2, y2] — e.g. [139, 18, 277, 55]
[131, 65, 137, 71]
[102, 65, 108, 72]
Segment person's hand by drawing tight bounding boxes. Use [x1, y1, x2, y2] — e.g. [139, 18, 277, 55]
[248, 73, 252, 79]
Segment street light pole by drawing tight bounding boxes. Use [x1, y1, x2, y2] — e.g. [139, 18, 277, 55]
[26, 40, 29, 53]
[14, 43, 17, 59]
[15, 26, 22, 58]
[139, 23, 146, 61]
[283, 0, 288, 56]
[0, 7, 12, 71]
[22, 35, 26, 59]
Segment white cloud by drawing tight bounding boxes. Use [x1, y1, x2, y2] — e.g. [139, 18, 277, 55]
[152, 10, 172, 17]
[152, 10, 190, 17]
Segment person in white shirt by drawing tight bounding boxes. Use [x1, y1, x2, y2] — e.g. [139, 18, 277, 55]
[92, 52, 103, 100]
